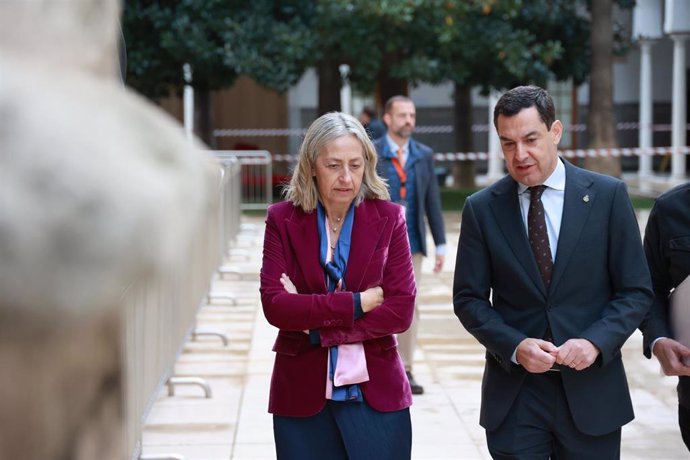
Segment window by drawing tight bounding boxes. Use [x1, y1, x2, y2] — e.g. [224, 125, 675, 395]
[547, 80, 577, 150]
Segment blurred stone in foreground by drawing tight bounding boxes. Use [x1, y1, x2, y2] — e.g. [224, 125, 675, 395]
[0, 1, 215, 459]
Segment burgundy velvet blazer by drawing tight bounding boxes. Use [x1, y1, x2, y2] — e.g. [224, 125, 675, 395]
[260, 198, 416, 417]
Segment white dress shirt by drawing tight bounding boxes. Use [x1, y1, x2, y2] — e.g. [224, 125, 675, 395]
[386, 135, 409, 163]
[517, 157, 566, 262]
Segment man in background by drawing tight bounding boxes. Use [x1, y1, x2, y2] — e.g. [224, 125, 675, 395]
[374, 95, 446, 395]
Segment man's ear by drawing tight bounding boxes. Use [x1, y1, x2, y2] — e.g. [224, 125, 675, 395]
[550, 120, 563, 145]
[382, 112, 391, 128]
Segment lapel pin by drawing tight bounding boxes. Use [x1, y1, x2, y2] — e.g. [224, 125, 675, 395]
[583, 195, 590, 203]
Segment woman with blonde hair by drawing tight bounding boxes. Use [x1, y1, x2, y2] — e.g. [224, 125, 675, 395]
[260, 112, 416, 459]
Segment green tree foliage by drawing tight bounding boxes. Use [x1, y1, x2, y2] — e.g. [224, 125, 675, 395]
[298, 1, 430, 111]
[123, 0, 593, 105]
[226, 1, 315, 92]
[123, 0, 237, 97]
[122, 0, 314, 98]
[322, 1, 427, 93]
[122, 0, 316, 143]
[300, 1, 592, 114]
[394, 0, 591, 92]
[375, 0, 591, 187]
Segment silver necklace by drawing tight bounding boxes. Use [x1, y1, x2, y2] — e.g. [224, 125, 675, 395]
[329, 216, 342, 233]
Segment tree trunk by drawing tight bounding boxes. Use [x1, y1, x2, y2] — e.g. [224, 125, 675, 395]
[377, 76, 409, 108]
[375, 53, 409, 108]
[452, 83, 476, 188]
[317, 60, 341, 115]
[584, 0, 621, 176]
[194, 87, 216, 149]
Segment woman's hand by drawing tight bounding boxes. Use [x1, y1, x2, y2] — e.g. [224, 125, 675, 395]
[280, 274, 308, 334]
[280, 273, 297, 294]
[360, 286, 384, 313]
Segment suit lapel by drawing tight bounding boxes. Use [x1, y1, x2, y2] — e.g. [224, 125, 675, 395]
[285, 202, 387, 293]
[379, 139, 395, 160]
[549, 162, 594, 294]
[489, 177, 547, 296]
[285, 210, 326, 293]
[410, 141, 425, 211]
[345, 202, 387, 290]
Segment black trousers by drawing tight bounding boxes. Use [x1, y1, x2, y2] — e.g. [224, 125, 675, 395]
[679, 404, 690, 452]
[273, 399, 411, 460]
[486, 372, 621, 460]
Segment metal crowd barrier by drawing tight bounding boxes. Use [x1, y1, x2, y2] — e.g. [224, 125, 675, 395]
[217, 154, 242, 252]
[214, 150, 272, 211]
[123, 154, 243, 460]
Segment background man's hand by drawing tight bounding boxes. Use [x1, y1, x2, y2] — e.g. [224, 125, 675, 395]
[433, 254, 445, 273]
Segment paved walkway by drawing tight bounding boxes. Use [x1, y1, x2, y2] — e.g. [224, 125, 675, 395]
[141, 211, 688, 460]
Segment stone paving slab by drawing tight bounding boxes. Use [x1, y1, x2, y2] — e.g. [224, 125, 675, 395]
[140, 211, 688, 459]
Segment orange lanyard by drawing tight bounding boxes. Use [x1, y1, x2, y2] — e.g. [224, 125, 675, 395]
[392, 149, 407, 200]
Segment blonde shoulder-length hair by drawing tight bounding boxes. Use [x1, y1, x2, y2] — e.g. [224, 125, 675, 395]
[283, 111, 390, 212]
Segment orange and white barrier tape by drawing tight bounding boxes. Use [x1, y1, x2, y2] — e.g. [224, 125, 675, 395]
[215, 123, 690, 138]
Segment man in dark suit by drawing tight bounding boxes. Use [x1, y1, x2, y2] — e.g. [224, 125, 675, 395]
[641, 182, 690, 451]
[374, 95, 446, 395]
[453, 85, 653, 458]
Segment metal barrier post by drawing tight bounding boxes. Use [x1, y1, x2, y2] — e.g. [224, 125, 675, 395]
[213, 150, 272, 211]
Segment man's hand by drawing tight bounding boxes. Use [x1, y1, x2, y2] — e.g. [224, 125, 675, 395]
[516, 338, 559, 373]
[360, 286, 384, 313]
[555, 338, 600, 371]
[653, 338, 690, 376]
[433, 254, 445, 273]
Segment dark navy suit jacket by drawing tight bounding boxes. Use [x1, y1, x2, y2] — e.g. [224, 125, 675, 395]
[260, 199, 415, 417]
[642, 182, 690, 407]
[374, 136, 446, 257]
[453, 159, 653, 436]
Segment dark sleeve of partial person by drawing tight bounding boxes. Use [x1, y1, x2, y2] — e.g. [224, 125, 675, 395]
[640, 202, 673, 357]
[424, 152, 447, 248]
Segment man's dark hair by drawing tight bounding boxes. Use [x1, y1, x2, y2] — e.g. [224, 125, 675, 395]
[362, 106, 377, 119]
[493, 85, 555, 130]
[384, 95, 413, 115]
